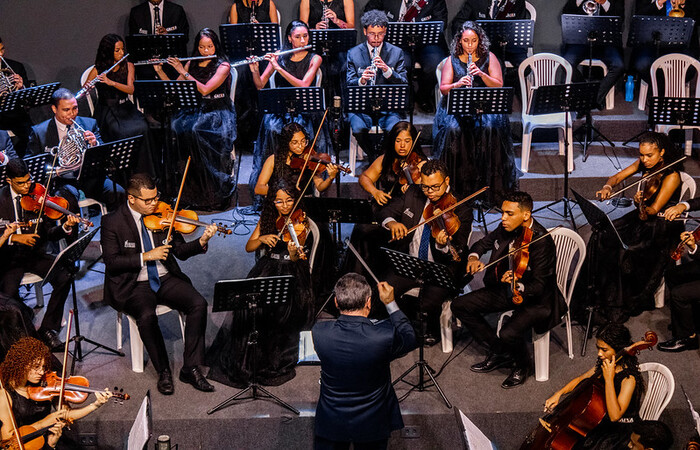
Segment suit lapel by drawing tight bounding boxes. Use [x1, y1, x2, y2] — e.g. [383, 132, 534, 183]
[46, 120, 59, 149]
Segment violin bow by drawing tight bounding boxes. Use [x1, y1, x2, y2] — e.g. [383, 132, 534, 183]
[0, 378, 25, 450]
[57, 310, 74, 414]
[31, 151, 60, 235]
[478, 226, 563, 273]
[389, 131, 421, 195]
[344, 238, 381, 284]
[166, 156, 191, 245]
[274, 185, 309, 240]
[608, 156, 687, 199]
[296, 108, 329, 191]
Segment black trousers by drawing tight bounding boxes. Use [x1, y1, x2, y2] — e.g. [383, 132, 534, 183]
[451, 285, 549, 368]
[562, 44, 624, 107]
[403, 44, 447, 107]
[122, 275, 207, 374]
[314, 435, 389, 450]
[665, 260, 700, 338]
[0, 253, 72, 332]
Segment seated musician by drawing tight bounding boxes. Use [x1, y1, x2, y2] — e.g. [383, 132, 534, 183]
[536, 323, 644, 449]
[0, 129, 18, 164]
[628, 420, 674, 450]
[128, 0, 189, 39]
[451, 191, 564, 389]
[585, 131, 682, 320]
[561, 0, 625, 110]
[377, 160, 472, 346]
[346, 10, 408, 159]
[26, 88, 124, 213]
[0, 36, 32, 157]
[101, 173, 217, 395]
[230, 0, 279, 23]
[0, 337, 112, 449]
[362, 0, 448, 112]
[0, 159, 79, 351]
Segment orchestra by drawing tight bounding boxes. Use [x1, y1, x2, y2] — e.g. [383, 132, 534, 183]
[2, 2, 700, 448]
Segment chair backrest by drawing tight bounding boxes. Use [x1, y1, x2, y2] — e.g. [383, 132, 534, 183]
[80, 65, 96, 116]
[518, 53, 572, 114]
[524, 1, 537, 23]
[679, 171, 697, 201]
[650, 53, 700, 98]
[435, 56, 448, 106]
[229, 65, 238, 103]
[639, 362, 675, 420]
[548, 227, 586, 307]
[307, 217, 321, 272]
[269, 66, 321, 89]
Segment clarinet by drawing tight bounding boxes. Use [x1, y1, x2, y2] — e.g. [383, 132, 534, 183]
[322, 0, 330, 28]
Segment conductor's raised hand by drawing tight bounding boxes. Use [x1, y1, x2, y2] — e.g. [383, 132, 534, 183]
[377, 281, 395, 305]
[387, 221, 408, 241]
[466, 255, 484, 274]
[144, 244, 171, 261]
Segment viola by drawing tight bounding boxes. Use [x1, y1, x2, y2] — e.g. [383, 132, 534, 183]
[401, 0, 428, 22]
[289, 147, 352, 176]
[27, 372, 130, 404]
[509, 226, 533, 305]
[671, 224, 700, 261]
[520, 331, 658, 450]
[637, 162, 665, 221]
[1, 424, 55, 450]
[142, 201, 231, 236]
[276, 209, 308, 260]
[423, 192, 462, 261]
[393, 151, 423, 187]
[20, 183, 93, 230]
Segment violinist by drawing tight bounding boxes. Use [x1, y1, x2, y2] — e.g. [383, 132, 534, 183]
[207, 175, 314, 387]
[0, 337, 112, 449]
[377, 160, 472, 346]
[536, 323, 645, 449]
[101, 173, 217, 395]
[0, 159, 78, 352]
[451, 191, 564, 389]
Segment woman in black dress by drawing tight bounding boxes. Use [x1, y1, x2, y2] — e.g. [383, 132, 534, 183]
[207, 176, 314, 387]
[85, 34, 153, 175]
[433, 21, 518, 204]
[155, 28, 236, 211]
[229, 0, 278, 24]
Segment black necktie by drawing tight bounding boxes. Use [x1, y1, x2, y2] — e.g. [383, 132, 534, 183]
[154, 6, 161, 33]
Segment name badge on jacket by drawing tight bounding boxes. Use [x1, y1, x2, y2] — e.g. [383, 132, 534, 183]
[494, 241, 500, 251]
[124, 240, 136, 249]
[403, 208, 414, 219]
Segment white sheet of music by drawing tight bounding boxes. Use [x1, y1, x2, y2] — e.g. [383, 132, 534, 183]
[459, 409, 495, 450]
[128, 392, 151, 450]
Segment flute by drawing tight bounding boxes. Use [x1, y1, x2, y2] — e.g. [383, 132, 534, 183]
[133, 55, 217, 66]
[231, 45, 313, 68]
[75, 53, 129, 99]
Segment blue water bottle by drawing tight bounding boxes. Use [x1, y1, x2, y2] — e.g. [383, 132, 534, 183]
[625, 75, 635, 102]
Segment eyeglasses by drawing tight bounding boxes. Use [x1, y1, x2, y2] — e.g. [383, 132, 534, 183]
[273, 199, 295, 206]
[290, 139, 308, 148]
[367, 32, 386, 39]
[132, 192, 160, 205]
[11, 177, 33, 187]
[420, 181, 445, 193]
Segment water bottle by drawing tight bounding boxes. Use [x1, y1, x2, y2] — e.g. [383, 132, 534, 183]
[625, 75, 635, 102]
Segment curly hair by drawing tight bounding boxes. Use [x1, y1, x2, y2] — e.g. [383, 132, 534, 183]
[0, 337, 51, 390]
[451, 21, 490, 59]
[259, 174, 301, 235]
[361, 10, 388, 29]
[94, 34, 128, 76]
[595, 323, 646, 396]
[380, 121, 425, 185]
[274, 122, 309, 179]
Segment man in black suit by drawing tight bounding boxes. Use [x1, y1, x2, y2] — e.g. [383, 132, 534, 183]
[0, 130, 18, 164]
[312, 273, 417, 450]
[128, 0, 189, 40]
[451, 191, 565, 389]
[377, 160, 472, 345]
[0, 159, 79, 351]
[101, 173, 216, 395]
[347, 10, 408, 159]
[0, 36, 32, 157]
[26, 88, 123, 213]
[561, 0, 625, 108]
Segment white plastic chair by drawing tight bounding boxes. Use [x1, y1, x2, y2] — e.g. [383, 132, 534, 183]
[649, 54, 700, 155]
[639, 362, 675, 420]
[518, 53, 574, 173]
[577, 60, 615, 110]
[435, 57, 448, 110]
[80, 66, 96, 116]
[307, 217, 321, 272]
[229, 64, 238, 103]
[20, 273, 45, 308]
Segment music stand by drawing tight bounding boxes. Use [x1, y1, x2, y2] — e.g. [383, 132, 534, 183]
[127, 34, 188, 80]
[562, 15, 622, 161]
[304, 196, 375, 246]
[529, 82, 599, 228]
[310, 28, 357, 91]
[0, 153, 51, 189]
[382, 247, 456, 409]
[258, 87, 325, 116]
[476, 20, 534, 68]
[0, 82, 60, 114]
[207, 276, 300, 416]
[570, 188, 628, 356]
[628, 15, 695, 54]
[650, 95, 700, 133]
[219, 23, 281, 61]
[42, 227, 125, 372]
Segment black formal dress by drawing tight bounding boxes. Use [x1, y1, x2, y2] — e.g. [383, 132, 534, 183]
[0, 57, 32, 157]
[0, 293, 35, 362]
[307, 0, 350, 99]
[233, 0, 273, 23]
[8, 389, 82, 449]
[312, 305, 417, 447]
[101, 204, 209, 374]
[433, 54, 518, 204]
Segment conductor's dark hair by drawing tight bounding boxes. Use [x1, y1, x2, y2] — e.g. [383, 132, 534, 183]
[51, 88, 75, 107]
[334, 273, 372, 312]
[452, 21, 490, 59]
[95, 34, 127, 74]
[6, 158, 29, 179]
[421, 159, 448, 178]
[503, 191, 533, 212]
[127, 173, 157, 196]
[632, 420, 674, 450]
[361, 10, 389, 29]
[192, 28, 227, 62]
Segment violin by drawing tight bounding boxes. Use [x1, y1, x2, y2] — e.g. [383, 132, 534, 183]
[520, 331, 658, 450]
[275, 209, 308, 260]
[393, 151, 423, 187]
[423, 192, 462, 261]
[401, 0, 428, 21]
[142, 201, 231, 236]
[1, 424, 54, 450]
[289, 147, 352, 176]
[508, 226, 533, 305]
[671, 224, 700, 261]
[0, 220, 41, 231]
[637, 162, 665, 221]
[27, 372, 130, 404]
[20, 183, 93, 230]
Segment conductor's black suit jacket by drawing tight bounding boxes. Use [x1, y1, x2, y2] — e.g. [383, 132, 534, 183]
[128, 0, 189, 40]
[100, 204, 205, 312]
[312, 308, 417, 442]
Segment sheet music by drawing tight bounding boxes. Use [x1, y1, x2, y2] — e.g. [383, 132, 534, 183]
[459, 409, 495, 450]
[128, 392, 151, 450]
[298, 330, 320, 364]
[684, 389, 700, 435]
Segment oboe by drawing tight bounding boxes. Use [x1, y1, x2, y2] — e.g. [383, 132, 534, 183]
[230, 45, 312, 68]
[134, 55, 217, 66]
[75, 53, 129, 100]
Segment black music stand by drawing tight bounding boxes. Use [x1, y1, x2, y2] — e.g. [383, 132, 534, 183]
[650, 96, 700, 142]
[385, 21, 444, 125]
[78, 135, 142, 180]
[570, 188, 628, 357]
[529, 82, 599, 228]
[310, 28, 357, 90]
[304, 197, 375, 247]
[382, 247, 456, 409]
[476, 20, 534, 68]
[0, 153, 52, 189]
[127, 34, 187, 80]
[219, 23, 281, 61]
[0, 82, 60, 113]
[628, 15, 695, 56]
[43, 228, 125, 372]
[207, 276, 300, 416]
[562, 15, 622, 161]
[258, 86, 326, 117]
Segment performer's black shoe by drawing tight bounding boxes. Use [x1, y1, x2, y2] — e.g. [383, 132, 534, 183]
[501, 366, 528, 389]
[657, 336, 699, 353]
[39, 328, 64, 352]
[180, 366, 215, 392]
[157, 369, 174, 395]
[470, 352, 513, 373]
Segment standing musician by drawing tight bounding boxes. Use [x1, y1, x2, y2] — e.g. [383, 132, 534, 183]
[128, 0, 189, 40]
[0, 337, 112, 449]
[0, 130, 18, 165]
[0, 36, 32, 158]
[101, 173, 217, 395]
[377, 160, 472, 346]
[230, 0, 279, 24]
[561, 0, 625, 110]
[26, 88, 124, 213]
[347, 10, 408, 159]
[363, 0, 448, 112]
[451, 191, 564, 389]
[0, 159, 79, 352]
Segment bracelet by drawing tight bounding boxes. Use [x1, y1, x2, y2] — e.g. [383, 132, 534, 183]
[183, 72, 190, 79]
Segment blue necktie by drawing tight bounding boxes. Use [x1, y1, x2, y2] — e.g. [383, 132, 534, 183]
[666, 2, 672, 16]
[140, 217, 161, 292]
[418, 224, 431, 260]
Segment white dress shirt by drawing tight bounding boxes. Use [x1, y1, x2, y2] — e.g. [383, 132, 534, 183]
[127, 203, 169, 281]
